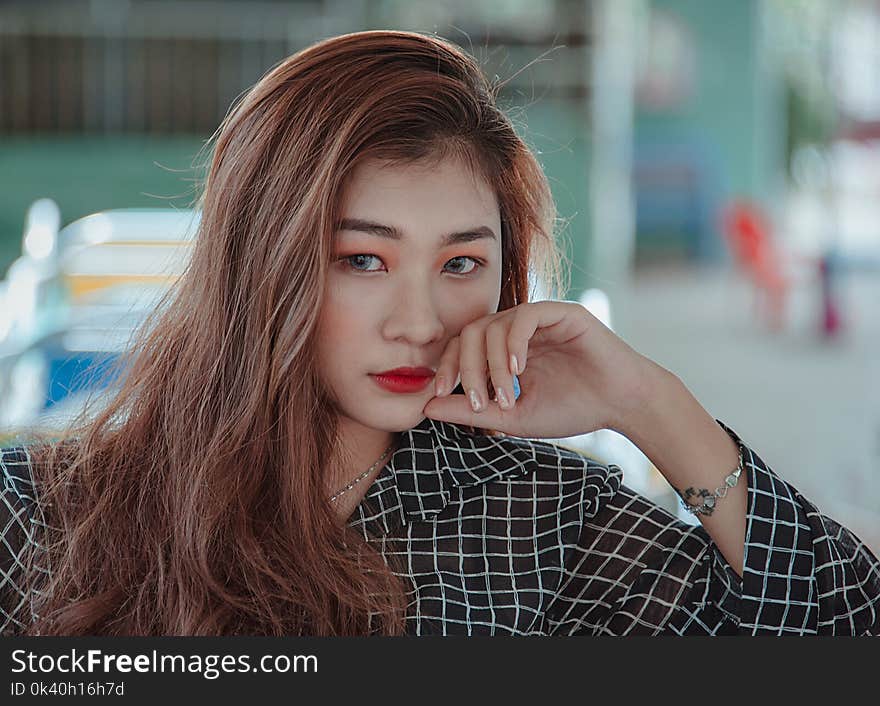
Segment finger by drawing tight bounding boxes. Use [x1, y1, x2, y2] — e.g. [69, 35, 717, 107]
[433, 336, 461, 397]
[506, 300, 570, 374]
[506, 306, 539, 375]
[423, 390, 509, 430]
[485, 316, 516, 410]
[458, 321, 489, 413]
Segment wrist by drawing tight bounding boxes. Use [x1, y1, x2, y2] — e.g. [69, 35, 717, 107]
[610, 364, 742, 497]
[606, 359, 747, 574]
[608, 356, 680, 437]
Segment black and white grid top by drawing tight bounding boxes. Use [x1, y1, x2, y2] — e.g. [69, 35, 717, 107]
[2, 417, 879, 635]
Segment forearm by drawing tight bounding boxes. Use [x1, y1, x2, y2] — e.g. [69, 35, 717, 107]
[612, 363, 747, 575]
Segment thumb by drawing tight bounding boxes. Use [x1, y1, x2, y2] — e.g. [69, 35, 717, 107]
[422, 393, 508, 430]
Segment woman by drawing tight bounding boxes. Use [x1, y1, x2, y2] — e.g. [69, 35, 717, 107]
[1, 30, 878, 636]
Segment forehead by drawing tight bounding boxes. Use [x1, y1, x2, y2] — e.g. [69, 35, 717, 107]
[339, 156, 500, 229]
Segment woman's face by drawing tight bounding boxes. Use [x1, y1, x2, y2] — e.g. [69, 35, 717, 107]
[316, 155, 503, 435]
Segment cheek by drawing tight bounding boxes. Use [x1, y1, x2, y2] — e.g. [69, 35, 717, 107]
[316, 279, 380, 363]
[318, 301, 363, 352]
[315, 303, 360, 398]
[443, 273, 502, 330]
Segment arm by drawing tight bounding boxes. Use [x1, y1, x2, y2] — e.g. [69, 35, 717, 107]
[546, 426, 880, 635]
[424, 300, 880, 633]
[610, 363, 747, 575]
[609, 362, 880, 634]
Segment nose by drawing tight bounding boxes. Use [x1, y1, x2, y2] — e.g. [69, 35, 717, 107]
[380, 276, 445, 346]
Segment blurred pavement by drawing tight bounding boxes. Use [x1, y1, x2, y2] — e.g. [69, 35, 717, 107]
[616, 262, 880, 556]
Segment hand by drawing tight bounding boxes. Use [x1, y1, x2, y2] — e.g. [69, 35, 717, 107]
[422, 300, 664, 439]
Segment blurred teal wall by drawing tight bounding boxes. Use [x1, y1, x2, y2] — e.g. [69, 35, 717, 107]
[517, 101, 591, 299]
[635, 0, 785, 261]
[0, 106, 592, 300]
[0, 136, 207, 276]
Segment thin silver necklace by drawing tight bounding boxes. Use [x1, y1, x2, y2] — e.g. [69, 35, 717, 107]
[328, 442, 395, 502]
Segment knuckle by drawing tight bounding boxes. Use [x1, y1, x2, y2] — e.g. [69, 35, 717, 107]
[440, 336, 459, 353]
[460, 322, 479, 339]
[440, 345, 458, 363]
[486, 319, 506, 336]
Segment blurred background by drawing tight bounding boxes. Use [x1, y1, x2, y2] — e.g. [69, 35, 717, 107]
[1, 0, 878, 552]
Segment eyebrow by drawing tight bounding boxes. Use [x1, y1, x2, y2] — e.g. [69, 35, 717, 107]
[336, 218, 497, 246]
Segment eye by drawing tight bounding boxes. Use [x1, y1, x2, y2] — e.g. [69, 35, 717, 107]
[338, 254, 483, 276]
[341, 254, 385, 272]
[444, 256, 481, 275]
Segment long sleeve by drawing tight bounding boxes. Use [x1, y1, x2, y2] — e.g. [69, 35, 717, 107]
[0, 446, 42, 636]
[543, 421, 880, 635]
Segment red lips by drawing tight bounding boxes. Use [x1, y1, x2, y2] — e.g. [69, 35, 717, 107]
[371, 367, 435, 394]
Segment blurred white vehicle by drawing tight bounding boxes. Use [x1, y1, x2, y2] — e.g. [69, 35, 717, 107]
[0, 201, 199, 435]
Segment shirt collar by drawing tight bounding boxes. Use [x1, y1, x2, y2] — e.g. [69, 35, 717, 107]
[383, 415, 536, 522]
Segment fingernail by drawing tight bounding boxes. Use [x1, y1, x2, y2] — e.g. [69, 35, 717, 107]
[510, 354, 519, 376]
[512, 375, 521, 400]
[496, 386, 510, 409]
[434, 375, 447, 397]
[468, 388, 483, 413]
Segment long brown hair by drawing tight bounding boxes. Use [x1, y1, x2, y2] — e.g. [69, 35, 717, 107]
[23, 29, 564, 635]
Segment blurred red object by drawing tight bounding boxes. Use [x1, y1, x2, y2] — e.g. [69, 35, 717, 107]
[720, 200, 789, 332]
[818, 254, 843, 338]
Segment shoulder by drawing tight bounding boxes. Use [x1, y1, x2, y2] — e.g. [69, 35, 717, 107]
[0, 445, 47, 562]
[428, 418, 618, 480]
[451, 428, 625, 521]
[502, 433, 622, 493]
[502, 434, 620, 475]
[1, 446, 42, 634]
[1, 445, 39, 510]
[406, 418, 626, 521]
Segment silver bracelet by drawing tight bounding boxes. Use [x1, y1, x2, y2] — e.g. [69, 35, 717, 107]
[679, 443, 745, 516]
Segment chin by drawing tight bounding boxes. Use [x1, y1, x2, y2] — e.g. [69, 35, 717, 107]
[385, 411, 429, 432]
[354, 402, 429, 433]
